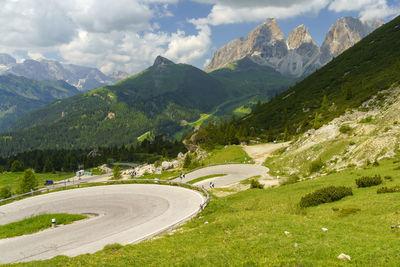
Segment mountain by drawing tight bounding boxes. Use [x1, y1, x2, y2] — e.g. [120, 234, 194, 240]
[0, 56, 296, 155]
[235, 14, 400, 140]
[0, 54, 117, 91]
[205, 17, 383, 77]
[0, 74, 79, 132]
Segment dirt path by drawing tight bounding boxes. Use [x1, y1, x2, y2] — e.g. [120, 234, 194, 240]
[242, 142, 290, 166]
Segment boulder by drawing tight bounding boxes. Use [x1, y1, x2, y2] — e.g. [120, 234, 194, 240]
[161, 161, 174, 171]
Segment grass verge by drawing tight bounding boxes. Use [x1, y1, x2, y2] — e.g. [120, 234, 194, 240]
[0, 213, 87, 239]
[16, 157, 400, 266]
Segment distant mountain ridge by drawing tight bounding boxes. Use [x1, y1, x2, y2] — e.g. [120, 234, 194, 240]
[205, 17, 383, 77]
[0, 54, 125, 91]
[0, 74, 79, 132]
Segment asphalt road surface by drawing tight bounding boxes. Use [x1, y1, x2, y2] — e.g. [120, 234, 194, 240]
[174, 164, 269, 189]
[0, 184, 204, 264]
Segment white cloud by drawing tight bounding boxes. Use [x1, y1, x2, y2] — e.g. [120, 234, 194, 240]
[329, 0, 400, 20]
[192, 0, 399, 26]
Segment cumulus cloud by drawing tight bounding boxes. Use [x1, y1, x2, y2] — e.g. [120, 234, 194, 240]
[192, 0, 329, 26]
[191, 0, 399, 26]
[329, 0, 400, 20]
[0, 0, 212, 74]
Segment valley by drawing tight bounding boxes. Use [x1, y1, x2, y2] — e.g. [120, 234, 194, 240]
[1, 2, 400, 265]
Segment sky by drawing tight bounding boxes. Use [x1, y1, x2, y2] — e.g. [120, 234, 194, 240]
[0, 0, 399, 75]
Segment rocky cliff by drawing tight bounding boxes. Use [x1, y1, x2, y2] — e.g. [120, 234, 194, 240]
[205, 17, 383, 77]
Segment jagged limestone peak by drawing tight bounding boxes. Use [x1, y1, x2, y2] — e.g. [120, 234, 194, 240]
[287, 24, 316, 50]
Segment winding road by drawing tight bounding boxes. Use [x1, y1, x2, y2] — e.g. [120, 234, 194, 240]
[0, 184, 204, 264]
[174, 164, 269, 188]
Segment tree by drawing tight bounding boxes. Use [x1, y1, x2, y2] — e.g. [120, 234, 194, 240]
[18, 169, 38, 193]
[321, 93, 329, 111]
[112, 164, 122, 180]
[10, 160, 24, 172]
[183, 154, 192, 169]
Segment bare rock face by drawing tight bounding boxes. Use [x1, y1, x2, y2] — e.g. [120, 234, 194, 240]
[287, 24, 316, 50]
[321, 17, 383, 59]
[205, 17, 383, 78]
[204, 18, 288, 73]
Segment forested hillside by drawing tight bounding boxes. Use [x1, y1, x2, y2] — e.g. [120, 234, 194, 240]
[242, 15, 400, 139]
[0, 56, 295, 156]
[190, 15, 400, 148]
[0, 75, 78, 132]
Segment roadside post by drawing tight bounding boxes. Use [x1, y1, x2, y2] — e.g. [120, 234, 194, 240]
[52, 218, 56, 228]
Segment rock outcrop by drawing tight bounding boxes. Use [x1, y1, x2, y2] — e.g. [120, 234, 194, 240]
[205, 17, 383, 77]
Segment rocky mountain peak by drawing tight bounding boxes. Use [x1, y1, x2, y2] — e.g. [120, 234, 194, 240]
[321, 16, 383, 57]
[0, 53, 16, 66]
[205, 16, 383, 77]
[153, 56, 174, 67]
[287, 24, 316, 50]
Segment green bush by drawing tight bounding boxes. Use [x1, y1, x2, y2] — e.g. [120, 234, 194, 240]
[280, 175, 300, 186]
[355, 175, 382, 188]
[250, 179, 264, 189]
[309, 158, 325, 173]
[0, 186, 11, 199]
[299, 186, 353, 208]
[338, 207, 361, 217]
[377, 185, 400, 194]
[339, 124, 352, 134]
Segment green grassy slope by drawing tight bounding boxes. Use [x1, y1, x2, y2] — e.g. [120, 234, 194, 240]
[19, 158, 400, 266]
[239, 15, 400, 139]
[0, 75, 78, 132]
[0, 57, 296, 156]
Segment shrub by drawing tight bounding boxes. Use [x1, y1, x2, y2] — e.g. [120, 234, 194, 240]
[339, 124, 352, 134]
[183, 154, 192, 168]
[384, 175, 393, 181]
[377, 186, 400, 194]
[355, 175, 382, 188]
[299, 186, 353, 208]
[250, 179, 264, 189]
[360, 115, 374, 123]
[112, 164, 122, 180]
[338, 207, 361, 217]
[0, 186, 11, 199]
[309, 158, 325, 173]
[280, 175, 300, 186]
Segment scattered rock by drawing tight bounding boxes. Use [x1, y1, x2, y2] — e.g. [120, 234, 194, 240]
[284, 231, 290, 236]
[321, 227, 328, 232]
[177, 152, 185, 159]
[294, 243, 299, 248]
[338, 253, 351, 261]
[161, 161, 174, 170]
[204, 221, 209, 225]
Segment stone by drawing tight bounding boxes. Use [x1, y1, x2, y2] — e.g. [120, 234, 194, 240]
[161, 161, 174, 170]
[284, 231, 290, 236]
[294, 243, 299, 248]
[322, 227, 328, 232]
[338, 253, 351, 261]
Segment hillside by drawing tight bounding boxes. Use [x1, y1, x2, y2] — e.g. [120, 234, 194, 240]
[0, 56, 295, 155]
[14, 157, 400, 266]
[237, 15, 400, 140]
[0, 75, 78, 132]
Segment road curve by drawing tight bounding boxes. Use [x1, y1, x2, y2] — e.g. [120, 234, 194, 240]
[174, 164, 269, 189]
[0, 184, 204, 264]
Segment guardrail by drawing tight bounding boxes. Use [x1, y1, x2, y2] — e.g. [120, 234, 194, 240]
[0, 179, 211, 210]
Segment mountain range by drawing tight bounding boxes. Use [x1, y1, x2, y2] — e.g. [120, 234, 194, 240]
[0, 16, 385, 155]
[205, 17, 383, 77]
[0, 54, 127, 91]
